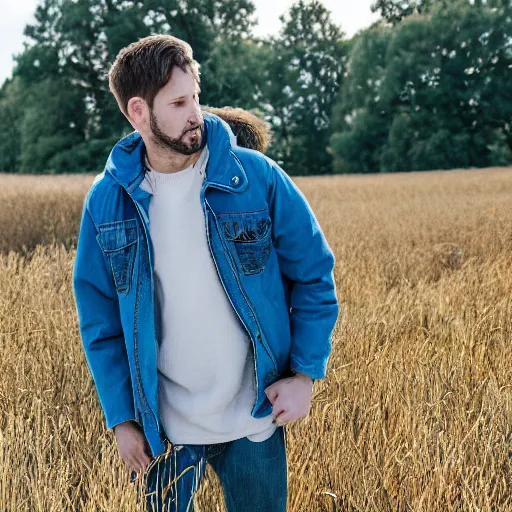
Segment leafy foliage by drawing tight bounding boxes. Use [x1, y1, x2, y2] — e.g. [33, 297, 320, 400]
[1, 0, 510, 174]
[330, 0, 512, 172]
[261, 0, 348, 175]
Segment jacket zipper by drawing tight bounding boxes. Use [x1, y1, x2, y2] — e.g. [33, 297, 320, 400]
[208, 202, 278, 371]
[223, 152, 279, 372]
[132, 198, 160, 433]
[202, 196, 259, 415]
[130, 180, 277, 423]
[204, 196, 278, 386]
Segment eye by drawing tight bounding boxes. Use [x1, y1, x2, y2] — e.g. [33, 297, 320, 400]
[174, 101, 185, 106]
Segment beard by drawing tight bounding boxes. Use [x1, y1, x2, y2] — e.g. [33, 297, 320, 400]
[149, 108, 204, 155]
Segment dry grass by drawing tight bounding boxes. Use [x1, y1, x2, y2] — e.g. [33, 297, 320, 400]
[1, 167, 512, 511]
[0, 174, 91, 255]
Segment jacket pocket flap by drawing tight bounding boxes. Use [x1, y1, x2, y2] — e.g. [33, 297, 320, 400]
[218, 210, 271, 242]
[96, 219, 139, 252]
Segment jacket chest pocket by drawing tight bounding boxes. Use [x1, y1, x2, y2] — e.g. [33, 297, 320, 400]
[218, 209, 272, 275]
[96, 218, 139, 295]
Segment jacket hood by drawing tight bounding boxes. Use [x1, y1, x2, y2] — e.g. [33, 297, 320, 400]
[104, 112, 251, 197]
[201, 106, 271, 153]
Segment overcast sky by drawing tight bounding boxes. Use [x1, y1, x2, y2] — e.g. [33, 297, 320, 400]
[0, 0, 380, 86]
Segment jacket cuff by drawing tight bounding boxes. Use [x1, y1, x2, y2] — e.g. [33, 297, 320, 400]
[107, 414, 139, 432]
[290, 358, 327, 381]
[290, 368, 317, 382]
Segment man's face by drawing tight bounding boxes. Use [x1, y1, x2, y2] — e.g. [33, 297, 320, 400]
[148, 66, 204, 155]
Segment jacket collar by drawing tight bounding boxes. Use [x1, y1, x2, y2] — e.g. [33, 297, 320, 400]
[104, 112, 248, 198]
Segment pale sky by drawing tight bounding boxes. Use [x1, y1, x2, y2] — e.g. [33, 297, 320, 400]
[0, 0, 380, 86]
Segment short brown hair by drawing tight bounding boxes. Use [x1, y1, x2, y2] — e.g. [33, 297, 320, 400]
[108, 34, 200, 118]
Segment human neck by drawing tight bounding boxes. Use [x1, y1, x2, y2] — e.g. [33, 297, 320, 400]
[144, 142, 202, 174]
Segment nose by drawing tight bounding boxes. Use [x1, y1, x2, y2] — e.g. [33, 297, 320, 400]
[188, 103, 203, 128]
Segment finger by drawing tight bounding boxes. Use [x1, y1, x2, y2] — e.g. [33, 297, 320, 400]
[135, 453, 152, 472]
[274, 411, 293, 426]
[129, 469, 139, 484]
[125, 457, 137, 473]
[131, 448, 149, 467]
[272, 403, 287, 422]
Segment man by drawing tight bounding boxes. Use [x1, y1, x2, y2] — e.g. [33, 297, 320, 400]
[72, 34, 339, 512]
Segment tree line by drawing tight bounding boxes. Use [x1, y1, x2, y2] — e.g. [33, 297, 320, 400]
[0, 0, 510, 175]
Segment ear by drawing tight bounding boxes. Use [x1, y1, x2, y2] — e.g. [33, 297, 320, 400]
[127, 97, 147, 128]
[123, 113, 136, 130]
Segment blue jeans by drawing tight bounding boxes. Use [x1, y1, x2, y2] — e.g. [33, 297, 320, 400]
[139, 426, 288, 512]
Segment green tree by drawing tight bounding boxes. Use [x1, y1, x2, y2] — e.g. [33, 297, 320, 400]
[261, 0, 348, 175]
[7, 0, 262, 173]
[19, 77, 87, 173]
[370, 0, 448, 25]
[0, 77, 24, 172]
[331, 0, 512, 173]
[329, 26, 393, 173]
[371, 0, 510, 24]
[200, 38, 271, 111]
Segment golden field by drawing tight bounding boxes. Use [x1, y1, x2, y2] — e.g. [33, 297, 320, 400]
[1, 167, 511, 511]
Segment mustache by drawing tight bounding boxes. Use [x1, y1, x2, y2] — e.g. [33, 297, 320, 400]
[185, 123, 202, 134]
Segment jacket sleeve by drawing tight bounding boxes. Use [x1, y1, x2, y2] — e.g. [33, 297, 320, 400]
[267, 162, 339, 381]
[72, 196, 137, 431]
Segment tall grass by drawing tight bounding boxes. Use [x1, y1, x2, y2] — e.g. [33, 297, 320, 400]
[0, 174, 91, 255]
[1, 167, 511, 511]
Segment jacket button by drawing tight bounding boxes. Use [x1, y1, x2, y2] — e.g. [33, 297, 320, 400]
[231, 175, 240, 186]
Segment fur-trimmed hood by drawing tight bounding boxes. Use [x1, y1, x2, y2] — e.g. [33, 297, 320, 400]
[201, 106, 271, 154]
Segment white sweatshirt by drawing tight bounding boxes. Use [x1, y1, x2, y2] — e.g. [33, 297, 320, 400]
[139, 144, 277, 444]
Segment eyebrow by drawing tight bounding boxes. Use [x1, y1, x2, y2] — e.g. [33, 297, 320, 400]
[171, 87, 201, 102]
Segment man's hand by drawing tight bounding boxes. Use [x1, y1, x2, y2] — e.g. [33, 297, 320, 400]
[114, 420, 153, 475]
[264, 372, 313, 426]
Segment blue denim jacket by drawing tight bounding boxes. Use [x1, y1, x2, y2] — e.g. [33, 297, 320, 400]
[72, 112, 339, 462]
